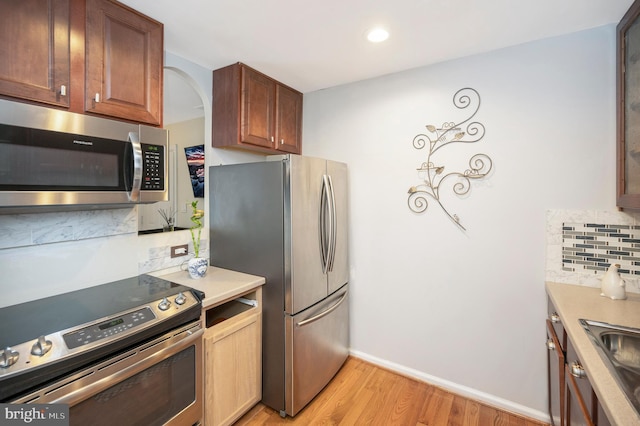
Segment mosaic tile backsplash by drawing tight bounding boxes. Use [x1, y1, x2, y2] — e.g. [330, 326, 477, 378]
[562, 223, 640, 276]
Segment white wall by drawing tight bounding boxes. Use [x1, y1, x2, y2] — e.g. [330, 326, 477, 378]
[302, 26, 616, 419]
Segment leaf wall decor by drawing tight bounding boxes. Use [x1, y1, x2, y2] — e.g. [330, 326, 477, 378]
[407, 88, 493, 231]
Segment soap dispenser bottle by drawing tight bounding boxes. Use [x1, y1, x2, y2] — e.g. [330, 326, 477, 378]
[601, 263, 627, 300]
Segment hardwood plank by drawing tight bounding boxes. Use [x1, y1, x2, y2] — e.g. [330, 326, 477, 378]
[447, 395, 468, 426]
[463, 398, 481, 426]
[418, 386, 455, 425]
[479, 404, 510, 425]
[235, 356, 549, 426]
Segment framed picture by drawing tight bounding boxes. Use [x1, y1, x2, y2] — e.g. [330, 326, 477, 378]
[184, 145, 205, 198]
[618, 0, 640, 209]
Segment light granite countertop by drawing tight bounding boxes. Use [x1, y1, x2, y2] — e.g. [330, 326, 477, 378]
[158, 266, 265, 309]
[546, 281, 640, 425]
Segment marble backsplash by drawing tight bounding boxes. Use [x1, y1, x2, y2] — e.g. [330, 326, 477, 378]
[0, 207, 208, 275]
[0, 208, 137, 249]
[547, 209, 640, 293]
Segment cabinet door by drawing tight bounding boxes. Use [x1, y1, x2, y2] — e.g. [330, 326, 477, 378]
[275, 84, 302, 154]
[0, 0, 70, 107]
[204, 312, 261, 426]
[548, 298, 566, 351]
[241, 66, 275, 149]
[547, 320, 565, 426]
[617, 0, 640, 208]
[566, 364, 594, 426]
[85, 0, 162, 125]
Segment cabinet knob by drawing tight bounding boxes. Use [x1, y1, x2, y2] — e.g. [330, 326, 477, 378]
[95, 93, 100, 103]
[60, 85, 67, 96]
[550, 312, 560, 323]
[270, 136, 274, 143]
[569, 361, 586, 379]
[280, 139, 284, 145]
[546, 339, 556, 351]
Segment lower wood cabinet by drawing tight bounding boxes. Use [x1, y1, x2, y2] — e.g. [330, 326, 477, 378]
[547, 319, 565, 426]
[547, 298, 612, 426]
[203, 288, 262, 426]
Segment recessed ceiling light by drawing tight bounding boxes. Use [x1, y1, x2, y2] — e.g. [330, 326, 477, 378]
[366, 28, 389, 43]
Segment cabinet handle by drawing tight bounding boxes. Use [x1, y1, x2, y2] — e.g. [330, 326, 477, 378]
[270, 136, 274, 142]
[95, 93, 100, 103]
[550, 312, 560, 323]
[546, 339, 556, 351]
[570, 361, 586, 379]
[60, 85, 67, 96]
[280, 139, 284, 145]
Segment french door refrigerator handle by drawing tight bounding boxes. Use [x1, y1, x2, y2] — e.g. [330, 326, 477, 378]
[327, 174, 337, 272]
[296, 290, 348, 327]
[320, 175, 331, 273]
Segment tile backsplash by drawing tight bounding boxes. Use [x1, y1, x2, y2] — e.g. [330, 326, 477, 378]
[547, 209, 640, 293]
[562, 223, 640, 276]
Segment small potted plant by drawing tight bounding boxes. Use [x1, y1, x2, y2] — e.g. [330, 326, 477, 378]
[186, 200, 207, 279]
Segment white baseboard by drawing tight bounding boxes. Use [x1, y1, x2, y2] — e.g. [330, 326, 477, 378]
[349, 349, 550, 424]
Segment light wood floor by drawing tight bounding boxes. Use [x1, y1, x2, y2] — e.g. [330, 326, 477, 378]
[235, 357, 548, 426]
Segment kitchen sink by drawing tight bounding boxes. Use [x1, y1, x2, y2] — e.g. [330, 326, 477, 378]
[580, 319, 640, 413]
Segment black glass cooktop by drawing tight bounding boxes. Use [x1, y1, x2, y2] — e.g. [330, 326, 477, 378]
[0, 274, 198, 348]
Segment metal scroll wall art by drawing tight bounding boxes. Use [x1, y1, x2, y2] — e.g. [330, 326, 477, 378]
[407, 88, 492, 231]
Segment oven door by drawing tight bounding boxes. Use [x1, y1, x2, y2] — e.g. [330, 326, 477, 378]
[12, 322, 203, 426]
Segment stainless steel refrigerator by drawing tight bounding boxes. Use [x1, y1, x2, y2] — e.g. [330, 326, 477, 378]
[209, 154, 349, 417]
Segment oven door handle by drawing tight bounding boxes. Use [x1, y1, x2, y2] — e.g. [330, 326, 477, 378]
[50, 325, 203, 407]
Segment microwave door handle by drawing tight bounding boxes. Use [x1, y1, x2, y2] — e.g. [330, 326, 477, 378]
[127, 131, 143, 202]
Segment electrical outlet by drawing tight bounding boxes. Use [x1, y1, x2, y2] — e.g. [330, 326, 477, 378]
[170, 244, 188, 258]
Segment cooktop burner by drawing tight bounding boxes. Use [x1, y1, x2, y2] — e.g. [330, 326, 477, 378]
[0, 274, 204, 401]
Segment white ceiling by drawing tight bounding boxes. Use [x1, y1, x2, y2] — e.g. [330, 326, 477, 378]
[120, 0, 634, 123]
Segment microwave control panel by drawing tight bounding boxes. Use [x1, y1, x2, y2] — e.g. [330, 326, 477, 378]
[141, 144, 165, 191]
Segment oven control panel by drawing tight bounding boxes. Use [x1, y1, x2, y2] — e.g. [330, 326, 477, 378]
[63, 307, 155, 349]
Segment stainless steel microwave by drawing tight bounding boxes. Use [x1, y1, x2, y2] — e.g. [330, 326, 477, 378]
[0, 99, 168, 213]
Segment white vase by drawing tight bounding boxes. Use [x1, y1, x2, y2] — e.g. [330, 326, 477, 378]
[601, 263, 626, 300]
[187, 257, 208, 279]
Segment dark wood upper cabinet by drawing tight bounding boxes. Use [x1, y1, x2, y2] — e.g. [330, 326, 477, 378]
[213, 63, 302, 154]
[276, 84, 303, 154]
[0, 0, 163, 126]
[617, 0, 640, 209]
[240, 68, 276, 150]
[0, 0, 71, 107]
[85, 0, 163, 126]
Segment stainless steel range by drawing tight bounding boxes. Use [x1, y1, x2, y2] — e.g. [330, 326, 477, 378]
[0, 274, 204, 426]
